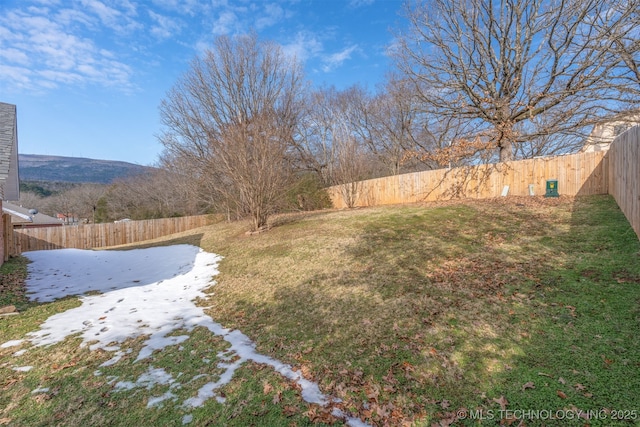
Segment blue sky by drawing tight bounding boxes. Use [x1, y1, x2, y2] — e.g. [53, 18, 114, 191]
[1, 0, 405, 166]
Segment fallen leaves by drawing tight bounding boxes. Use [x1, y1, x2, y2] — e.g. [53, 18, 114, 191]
[493, 395, 508, 410]
[304, 405, 339, 424]
[365, 383, 380, 403]
[401, 361, 415, 373]
[574, 383, 593, 398]
[0, 258, 29, 307]
[0, 305, 18, 315]
[1, 378, 19, 391]
[282, 405, 298, 417]
[32, 393, 51, 404]
[263, 381, 273, 395]
[601, 354, 614, 366]
[521, 381, 535, 391]
[51, 359, 78, 372]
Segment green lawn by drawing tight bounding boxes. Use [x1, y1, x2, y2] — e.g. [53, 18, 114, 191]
[1, 195, 639, 426]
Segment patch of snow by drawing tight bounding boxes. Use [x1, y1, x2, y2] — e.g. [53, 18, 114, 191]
[23, 246, 201, 302]
[31, 387, 50, 394]
[1, 245, 370, 426]
[13, 366, 33, 372]
[147, 390, 177, 408]
[100, 351, 124, 367]
[332, 408, 374, 427]
[1, 339, 24, 348]
[114, 366, 176, 391]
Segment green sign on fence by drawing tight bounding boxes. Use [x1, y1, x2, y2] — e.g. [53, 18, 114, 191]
[545, 179, 559, 197]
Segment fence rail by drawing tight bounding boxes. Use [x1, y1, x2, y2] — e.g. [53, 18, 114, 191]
[327, 151, 608, 208]
[10, 215, 214, 254]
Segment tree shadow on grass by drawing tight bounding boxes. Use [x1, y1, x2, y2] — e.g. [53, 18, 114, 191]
[227, 200, 579, 425]
[484, 195, 640, 425]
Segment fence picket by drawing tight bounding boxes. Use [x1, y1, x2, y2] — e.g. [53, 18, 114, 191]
[327, 151, 609, 208]
[11, 215, 214, 254]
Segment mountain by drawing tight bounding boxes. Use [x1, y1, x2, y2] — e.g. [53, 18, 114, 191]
[19, 154, 153, 184]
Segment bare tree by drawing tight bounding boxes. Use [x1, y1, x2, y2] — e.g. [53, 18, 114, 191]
[361, 77, 421, 175]
[394, 0, 631, 162]
[64, 184, 108, 223]
[590, 1, 640, 108]
[157, 153, 213, 216]
[371, 77, 484, 170]
[356, 75, 474, 174]
[159, 33, 305, 231]
[44, 192, 78, 224]
[17, 192, 45, 213]
[293, 86, 344, 186]
[325, 82, 417, 177]
[292, 84, 382, 209]
[107, 167, 197, 221]
[333, 136, 371, 208]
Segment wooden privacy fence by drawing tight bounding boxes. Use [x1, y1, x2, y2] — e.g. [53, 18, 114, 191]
[327, 151, 609, 208]
[608, 126, 640, 239]
[11, 215, 214, 254]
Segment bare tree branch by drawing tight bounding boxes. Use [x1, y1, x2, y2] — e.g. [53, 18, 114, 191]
[158, 33, 305, 231]
[394, 0, 634, 162]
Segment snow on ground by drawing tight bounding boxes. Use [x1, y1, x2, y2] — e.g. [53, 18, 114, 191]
[0, 245, 369, 427]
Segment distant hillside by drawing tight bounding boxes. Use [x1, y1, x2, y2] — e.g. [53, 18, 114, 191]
[19, 154, 153, 184]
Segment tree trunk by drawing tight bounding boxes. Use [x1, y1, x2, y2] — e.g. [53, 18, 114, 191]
[499, 139, 514, 162]
[251, 206, 268, 231]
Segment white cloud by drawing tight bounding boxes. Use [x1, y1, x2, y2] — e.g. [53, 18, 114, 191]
[203, 1, 295, 38]
[280, 32, 360, 75]
[281, 31, 323, 62]
[80, 0, 120, 23]
[0, 65, 34, 90]
[211, 0, 231, 8]
[0, 6, 134, 93]
[118, 0, 138, 16]
[349, 0, 375, 7]
[321, 44, 358, 72]
[255, 3, 286, 30]
[31, 0, 62, 5]
[55, 8, 95, 28]
[0, 48, 30, 66]
[79, 0, 142, 34]
[148, 10, 182, 40]
[211, 10, 238, 35]
[37, 69, 84, 85]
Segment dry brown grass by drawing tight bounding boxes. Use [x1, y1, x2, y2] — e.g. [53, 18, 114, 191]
[3, 195, 638, 426]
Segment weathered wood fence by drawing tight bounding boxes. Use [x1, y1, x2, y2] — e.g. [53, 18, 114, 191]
[6, 127, 638, 256]
[327, 151, 608, 208]
[608, 126, 640, 239]
[328, 127, 639, 240]
[10, 215, 214, 254]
